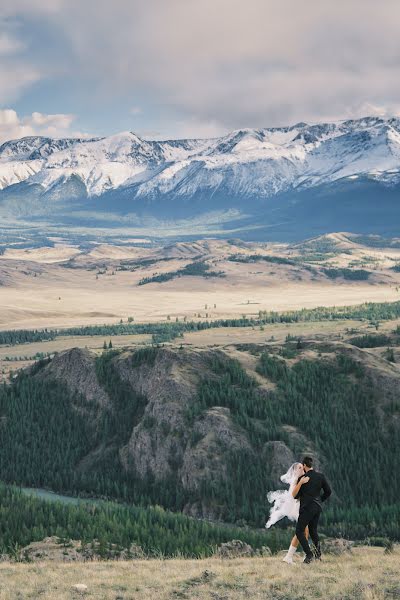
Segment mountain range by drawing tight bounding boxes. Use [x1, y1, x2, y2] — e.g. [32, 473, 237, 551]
[1, 116, 400, 241]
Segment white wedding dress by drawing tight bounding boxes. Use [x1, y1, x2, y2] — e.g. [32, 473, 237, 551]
[265, 462, 303, 529]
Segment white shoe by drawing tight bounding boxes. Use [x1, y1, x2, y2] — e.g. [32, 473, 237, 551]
[282, 554, 294, 564]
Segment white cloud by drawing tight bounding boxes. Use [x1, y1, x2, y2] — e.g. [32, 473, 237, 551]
[0, 1, 64, 16]
[148, 118, 226, 141]
[0, 109, 77, 143]
[0, 64, 41, 105]
[3, 1, 400, 136]
[0, 32, 24, 56]
[344, 102, 400, 121]
[0, 14, 42, 104]
[54, 1, 400, 131]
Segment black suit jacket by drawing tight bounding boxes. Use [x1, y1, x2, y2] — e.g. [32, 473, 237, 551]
[295, 469, 331, 510]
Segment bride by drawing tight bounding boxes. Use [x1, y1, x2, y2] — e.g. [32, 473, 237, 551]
[265, 462, 309, 563]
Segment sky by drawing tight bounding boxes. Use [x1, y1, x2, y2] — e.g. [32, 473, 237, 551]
[0, 0, 400, 143]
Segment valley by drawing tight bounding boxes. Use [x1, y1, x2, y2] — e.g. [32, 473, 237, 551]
[0, 233, 399, 332]
[0, 232, 399, 560]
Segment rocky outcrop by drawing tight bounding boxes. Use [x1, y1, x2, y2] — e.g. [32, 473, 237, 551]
[216, 540, 254, 558]
[39, 347, 110, 408]
[262, 441, 295, 486]
[33, 346, 256, 517]
[116, 350, 253, 509]
[17, 536, 144, 562]
[321, 538, 353, 555]
[181, 407, 253, 492]
[215, 540, 272, 558]
[117, 348, 203, 480]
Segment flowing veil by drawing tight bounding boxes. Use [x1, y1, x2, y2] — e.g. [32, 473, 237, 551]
[265, 462, 303, 529]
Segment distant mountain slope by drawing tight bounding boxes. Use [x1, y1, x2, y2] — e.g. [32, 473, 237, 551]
[1, 117, 400, 240]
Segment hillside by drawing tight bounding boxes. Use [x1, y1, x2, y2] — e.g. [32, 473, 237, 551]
[0, 341, 399, 536]
[1, 117, 400, 240]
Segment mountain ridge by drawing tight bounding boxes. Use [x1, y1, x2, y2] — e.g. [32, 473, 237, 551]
[1, 116, 400, 241]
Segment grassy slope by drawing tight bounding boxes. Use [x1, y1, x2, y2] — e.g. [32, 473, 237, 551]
[0, 547, 397, 599]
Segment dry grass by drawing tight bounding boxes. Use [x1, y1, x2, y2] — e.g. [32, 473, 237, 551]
[0, 548, 397, 600]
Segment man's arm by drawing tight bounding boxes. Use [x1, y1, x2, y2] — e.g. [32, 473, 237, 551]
[292, 475, 309, 499]
[321, 475, 332, 502]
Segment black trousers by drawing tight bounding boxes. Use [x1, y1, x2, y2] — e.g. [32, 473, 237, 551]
[295, 502, 321, 557]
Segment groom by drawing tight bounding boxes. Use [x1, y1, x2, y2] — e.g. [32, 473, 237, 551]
[292, 456, 331, 563]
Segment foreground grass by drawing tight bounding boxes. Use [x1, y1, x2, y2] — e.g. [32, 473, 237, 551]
[0, 547, 397, 599]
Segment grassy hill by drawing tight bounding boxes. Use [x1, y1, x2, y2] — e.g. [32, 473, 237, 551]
[0, 547, 397, 600]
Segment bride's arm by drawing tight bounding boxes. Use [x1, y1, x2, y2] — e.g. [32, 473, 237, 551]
[292, 476, 309, 499]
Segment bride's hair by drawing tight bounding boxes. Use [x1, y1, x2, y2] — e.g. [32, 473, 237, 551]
[280, 462, 303, 485]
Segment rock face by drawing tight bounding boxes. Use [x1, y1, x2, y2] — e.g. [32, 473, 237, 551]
[41, 347, 110, 408]
[116, 347, 203, 481]
[180, 406, 253, 493]
[115, 349, 255, 516]
[34, 346, 257, 517]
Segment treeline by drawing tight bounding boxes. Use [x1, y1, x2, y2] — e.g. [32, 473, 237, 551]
[228, 254, 296, 266]
[323, 268, 370, 280]
[117, 257, 175, 272]
[0, 329, 55, 345]
[258, 300, 400, 323]
[2, 300, 400, 347]
[138, 261, 225, 286]
[321, 503, 400, 541]
[228, 253, 320, 274]
[0, 484, 283, 557]
[349, 333, 397, 348]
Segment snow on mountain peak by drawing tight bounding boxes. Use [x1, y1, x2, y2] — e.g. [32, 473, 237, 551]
[0, 116, 400, 196]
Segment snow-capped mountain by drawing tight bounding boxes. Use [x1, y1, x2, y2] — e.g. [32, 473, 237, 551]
[1, 116, 400, 240]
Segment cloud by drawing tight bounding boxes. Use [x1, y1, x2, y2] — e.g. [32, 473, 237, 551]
[130, 106, 142, 115]
[144, 118, 226, 141]
[0, 64, 40, 106]
[0, 109, 77, 143]
[0, 32, 24, 56]
[345, 102, 400, 120]
[3, 1, 400, 136]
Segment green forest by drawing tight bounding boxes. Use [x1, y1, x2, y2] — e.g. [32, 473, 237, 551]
[2, 299, 400, 346]
[0, 484, 283, 557]
[0, 342, 399, 551]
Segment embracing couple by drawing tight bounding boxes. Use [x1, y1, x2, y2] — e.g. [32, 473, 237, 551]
[266, 456, 332, 564]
